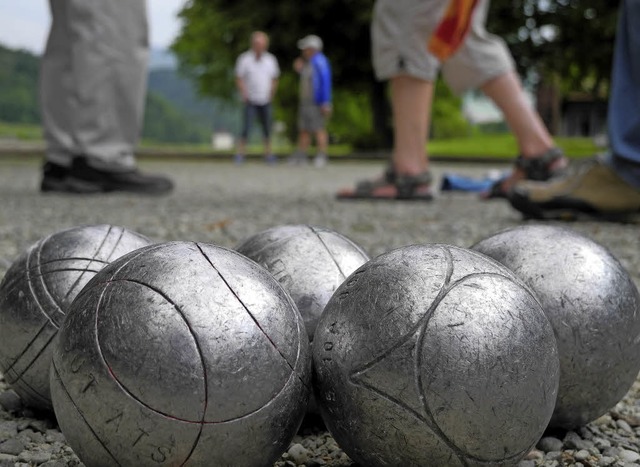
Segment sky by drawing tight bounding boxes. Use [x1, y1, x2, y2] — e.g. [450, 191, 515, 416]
[0, 0, 187, 54]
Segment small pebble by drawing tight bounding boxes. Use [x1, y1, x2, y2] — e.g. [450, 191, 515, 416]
[620, 449, 640, 463]
[538, 436, 564, 452]
[287, 443, 310, 465]
[574, 449, 590, 461]
[617, 419, 634, 433]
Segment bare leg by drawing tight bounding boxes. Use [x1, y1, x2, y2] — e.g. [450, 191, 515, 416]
[236, 138, 247, 157]
[481, 71, 554, 158]
[481, 70, 567, 194]
[316, 129, 329, 155]
[297, 130, 311, 154]
[391, 75, 433, 176]
[337, 74, 433, 198]
[264, 138, 272, 158]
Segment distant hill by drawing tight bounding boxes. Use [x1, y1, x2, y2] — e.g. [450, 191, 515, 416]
[0, 44, 40, 124]
[148, 67, 240, 133]
[0, 43, 220, 144]
[149, 48, 178, 70]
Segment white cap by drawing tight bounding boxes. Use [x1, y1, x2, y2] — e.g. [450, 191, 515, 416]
[297, 34, 323, 51]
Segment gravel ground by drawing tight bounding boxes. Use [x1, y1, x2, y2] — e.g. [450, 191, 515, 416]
[0, 157, 639, 467]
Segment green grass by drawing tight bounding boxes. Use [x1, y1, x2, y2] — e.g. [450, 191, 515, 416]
[428, 134, 600, 159]
[0, 120, 601, 159]
[0, 121, 42, 140]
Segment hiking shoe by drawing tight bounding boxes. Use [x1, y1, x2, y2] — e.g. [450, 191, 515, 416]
[509, 158, 640, 222]
[67, 157, 174, 195]
[40, 161, 103, 194]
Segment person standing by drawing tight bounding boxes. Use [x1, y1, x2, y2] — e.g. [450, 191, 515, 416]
[337, 0, 565, 200]
[40, 0, 173, 194]
[234, 31, 280, 164]
[290, 35, 333, 168]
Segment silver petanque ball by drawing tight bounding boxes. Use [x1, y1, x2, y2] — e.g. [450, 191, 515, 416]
[236, 224, 369, 340]
[313, 244, 559, 467]
[50, 241, 311, 467]
[473, 224, 640, 429]
[0, 224, 151, 410]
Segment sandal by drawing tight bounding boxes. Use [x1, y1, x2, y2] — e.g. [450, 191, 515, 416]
[483, 147, 568, 199]
[337, 168, 433, 201]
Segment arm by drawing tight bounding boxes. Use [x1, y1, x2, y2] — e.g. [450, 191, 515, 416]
[271, 57, 280, 101]
[235, 76, 248, 102]
[234, 55, 248, 102]
[314, 55, 332, 115]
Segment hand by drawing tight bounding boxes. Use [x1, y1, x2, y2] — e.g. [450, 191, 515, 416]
[293, 57, 304, 73]
[321, 104, 332, 118]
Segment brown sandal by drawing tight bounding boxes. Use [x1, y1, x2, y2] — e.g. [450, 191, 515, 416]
[337, 168, 433, 201]
[483, 147, 568, 199]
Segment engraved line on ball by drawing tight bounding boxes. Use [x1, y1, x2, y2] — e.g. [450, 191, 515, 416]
[414, 271, 536, 464]
[349, 246, 530, 464]
[28, 236, 64, 325]
[51, 360, 123, 465]
[62, 225, 120, 301]
[348, 246, 455, 447]
[196, 243, 309, 390]
[308, 225, 348, 279]
[2, 320, 57, 384]
[92, 280, 207, 466]
[89, 277, 305, 427]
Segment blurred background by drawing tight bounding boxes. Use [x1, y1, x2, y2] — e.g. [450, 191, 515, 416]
[0, 0, 615, 160]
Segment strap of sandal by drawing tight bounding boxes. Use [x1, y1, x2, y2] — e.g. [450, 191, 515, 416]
[395, 171, 432, 199]
[353, 165, 396, 195]
[515, 147, 566, 181]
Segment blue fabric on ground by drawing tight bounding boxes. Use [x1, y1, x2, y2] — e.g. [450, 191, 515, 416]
[440, 173, 505, 192]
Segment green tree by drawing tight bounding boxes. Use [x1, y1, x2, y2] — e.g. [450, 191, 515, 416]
[488, 0, 618, 96]
[172, 0, 393, 148]
[488, 1, 618, 134]
[0, 44, 40, 123]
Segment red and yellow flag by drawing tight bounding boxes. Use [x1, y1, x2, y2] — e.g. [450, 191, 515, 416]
[428, 0, 479, 61]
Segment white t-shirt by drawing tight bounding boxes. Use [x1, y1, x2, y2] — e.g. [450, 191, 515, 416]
[235, 51, 280, 105]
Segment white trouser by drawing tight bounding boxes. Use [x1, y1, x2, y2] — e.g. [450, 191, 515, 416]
[41, 0, 148, 170]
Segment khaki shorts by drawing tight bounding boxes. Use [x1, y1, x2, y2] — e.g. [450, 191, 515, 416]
[371, 0, 514, 94]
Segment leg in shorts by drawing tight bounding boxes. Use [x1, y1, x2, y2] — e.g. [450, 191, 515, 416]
[298, 104, 326, 132]
[371, 0, 514, 94]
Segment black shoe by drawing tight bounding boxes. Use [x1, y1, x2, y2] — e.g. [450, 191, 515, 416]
[68, 157, 174, 195]
[40, 162, 103, 193]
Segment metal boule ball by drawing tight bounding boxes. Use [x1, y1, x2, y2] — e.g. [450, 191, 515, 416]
[50, 241, 311, 466]
[0, 224, 151, 410]
[473, 224, 640, 429]
[313, 244, 559, 466]
[236, 224, 369, 340]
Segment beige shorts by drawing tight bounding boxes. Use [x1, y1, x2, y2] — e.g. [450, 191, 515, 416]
[371, 0, 514, 94]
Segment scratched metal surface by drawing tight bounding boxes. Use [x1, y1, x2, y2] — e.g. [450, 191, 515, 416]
[0, 224, 151, 411]
[0, 158, 639, 466]
[236, 224, 370, 341]
[473, 225, 640, 430]
[50, 241, 310, 466]
[313, 244, 560, 467]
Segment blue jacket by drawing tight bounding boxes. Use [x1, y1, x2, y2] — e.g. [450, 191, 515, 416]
[310, 52, 332, 106]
